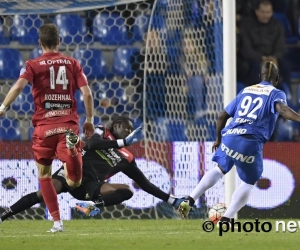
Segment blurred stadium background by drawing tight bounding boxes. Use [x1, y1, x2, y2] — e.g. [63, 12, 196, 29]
[0, 0, 300, 221]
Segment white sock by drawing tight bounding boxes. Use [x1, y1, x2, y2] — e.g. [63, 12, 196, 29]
[83, 201, 96, 206]
[223, 181, 254, 218]
[190, 167, 224, 201]
[54, 220, 63, 228]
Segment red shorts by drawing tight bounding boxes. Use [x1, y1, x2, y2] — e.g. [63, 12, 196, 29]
[32, 122, 81, 166]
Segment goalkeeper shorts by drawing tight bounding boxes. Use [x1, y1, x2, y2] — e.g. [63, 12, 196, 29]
[52, 167, 105, 201]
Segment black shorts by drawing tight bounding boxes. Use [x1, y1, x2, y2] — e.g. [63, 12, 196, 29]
[52, 167, 105, 201]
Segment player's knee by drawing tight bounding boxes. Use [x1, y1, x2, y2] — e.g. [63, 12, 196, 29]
[124, 188, 134, 200]
[116, 188, 134, 201]
[66, 170, 82, 188]
[36, 163, 52, 178]
[124, 184, 134, 198]
[66, 178, 81, 188]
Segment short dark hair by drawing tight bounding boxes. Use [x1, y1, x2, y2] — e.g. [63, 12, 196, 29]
[39, 23, 59, 49]
[108, 115, 133, 132]
[255, 0, 272, 10]
[260, 61, 279, 83]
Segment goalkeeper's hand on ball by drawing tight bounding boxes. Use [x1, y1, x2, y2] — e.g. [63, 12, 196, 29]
[124, 126, 144, 146]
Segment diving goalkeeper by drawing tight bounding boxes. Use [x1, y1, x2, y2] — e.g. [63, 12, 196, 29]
[0, 116, 184, 224]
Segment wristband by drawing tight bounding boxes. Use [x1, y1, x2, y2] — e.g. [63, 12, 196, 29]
[117, 139, 125, 148]
[85, 116, 94, 123]
[0, 104, 7, 112]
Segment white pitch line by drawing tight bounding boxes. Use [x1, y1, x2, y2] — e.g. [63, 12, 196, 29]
[0, 230, 200, 238]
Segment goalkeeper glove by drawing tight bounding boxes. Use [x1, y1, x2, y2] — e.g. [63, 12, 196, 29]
[124, 126, 143, 146]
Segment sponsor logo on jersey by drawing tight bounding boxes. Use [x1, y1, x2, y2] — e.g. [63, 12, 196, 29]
[234, 118, 253, 124]
[223, 128, 247, 136]
[95, 148, 122, 167]
[221, 143, 255, 163]
[242, 84, 275, 96]
[45, 94, 71, 101]
[39, 59, 72, 65]
[44, 109, 72, 118]
[44, 127, 68, 137]
[44, 102, 72, 110]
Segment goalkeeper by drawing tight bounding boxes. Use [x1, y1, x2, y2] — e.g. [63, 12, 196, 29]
[0, 116, 183, 222]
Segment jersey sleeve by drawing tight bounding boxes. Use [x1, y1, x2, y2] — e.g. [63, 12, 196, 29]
[84, 126, 120, 150]
[74, 60, 88, 88]
[94, 126, 105, 137]
[18, 61, 34, 83]
[271, 90, 287, 114]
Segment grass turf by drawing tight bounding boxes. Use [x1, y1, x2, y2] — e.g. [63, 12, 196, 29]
[1, 219, 300, 250]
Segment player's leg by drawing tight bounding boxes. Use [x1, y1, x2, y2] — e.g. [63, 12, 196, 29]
[75, 183, 134, 216]
[32, 127, 63, 232]
[178, 166, 226, 218]
[221, 181, 254, 220]
[36, 162, 63, 232]
[0, 191, 42, 223]
[57, 123, 82, 188]
[178, 138, 234, 218]
[221, 138, 263, 221]
[190, 166, 225, 204]
[0, 179, 64, 223]
[222, 158, 262, 219]
[95, 183, 134, 206]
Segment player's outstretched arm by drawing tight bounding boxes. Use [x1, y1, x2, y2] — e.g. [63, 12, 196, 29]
[122, 161, 174, 203]
[0, 78, 28, 116]
[276, 102, 300, 122]
[86, 126, 143, 150]
[80, 85, 95, 138]
[123, 162, 185, 209]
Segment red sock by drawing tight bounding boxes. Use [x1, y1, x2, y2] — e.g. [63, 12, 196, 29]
[39, 177, 60, 221]
[65, 153, 82, 183]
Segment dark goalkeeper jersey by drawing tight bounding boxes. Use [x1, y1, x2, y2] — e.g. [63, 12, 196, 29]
[79, 125, 170, 202]
[82, 125, 138, 182]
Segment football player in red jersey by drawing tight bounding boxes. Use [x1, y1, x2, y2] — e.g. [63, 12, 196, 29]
[0, 24, 94, 232]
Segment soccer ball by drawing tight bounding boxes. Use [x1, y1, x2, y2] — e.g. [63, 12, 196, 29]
[208, 203, 227, 224]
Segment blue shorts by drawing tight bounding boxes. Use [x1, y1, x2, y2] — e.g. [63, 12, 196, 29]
[212, 135, 263, 184]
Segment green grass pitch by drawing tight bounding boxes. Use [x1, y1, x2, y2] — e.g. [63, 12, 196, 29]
[1, 219, 300, 250]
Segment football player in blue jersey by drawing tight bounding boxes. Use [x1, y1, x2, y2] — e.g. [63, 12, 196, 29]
[178, 61, 300, 221]
[0, 116, 183, 225]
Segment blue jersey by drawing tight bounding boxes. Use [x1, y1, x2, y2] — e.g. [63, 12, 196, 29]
[222, 81, 287, 143]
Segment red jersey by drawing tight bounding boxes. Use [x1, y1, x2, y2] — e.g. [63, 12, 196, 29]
[19, 52, 88, 127]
